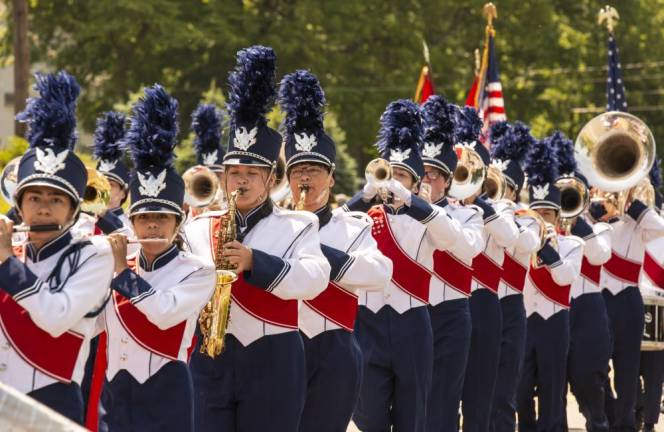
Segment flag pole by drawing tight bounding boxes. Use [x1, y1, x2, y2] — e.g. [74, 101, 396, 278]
[414, 39, 434, 103]
[475, 3, 497, 108]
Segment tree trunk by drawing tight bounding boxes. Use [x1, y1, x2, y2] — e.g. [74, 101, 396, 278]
[12, 0, 29, 138]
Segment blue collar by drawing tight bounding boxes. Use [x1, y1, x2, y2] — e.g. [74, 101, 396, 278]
[433, 197, 449, 208]
[26, 230, 73, 263]
[110, 207, 124, 217]
[314, 205, 333, 228]
[236, 200, 273, 229]
[382, 204, 409, 215]
[138, 244, 179, 271]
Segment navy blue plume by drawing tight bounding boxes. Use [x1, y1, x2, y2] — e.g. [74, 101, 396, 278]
[492, 121, 534, 163]
[124, 84, 179, 170]
[421, 95, 455, 145]
[525, 136, 559, 186]
[650, 157, 662, 189]
[549, 130, 576, 176]
[16, 71, 80, 150]
[376, 99, 423, 157]
[489, 121, 510, 147]
[191, 104, 222, 156]
[93, 111, 126, 161]
[454, 106, 483, 144]
[279, 69, 325, 136]
[227, 45, 277, 128]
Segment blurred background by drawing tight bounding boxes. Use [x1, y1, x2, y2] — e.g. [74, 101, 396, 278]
[0, 0, 663, 205]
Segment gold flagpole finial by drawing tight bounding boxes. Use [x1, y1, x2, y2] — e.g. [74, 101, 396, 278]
[483, 3, 498, 28]
[422, 39, 431, 65]
[598, 5, 619, 33]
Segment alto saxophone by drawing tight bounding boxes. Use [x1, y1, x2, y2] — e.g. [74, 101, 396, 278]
[198, 190, 239, 357]
[296, 184, 310, 211]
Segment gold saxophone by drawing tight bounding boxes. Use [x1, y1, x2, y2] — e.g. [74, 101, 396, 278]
[198, 190, 239, 357]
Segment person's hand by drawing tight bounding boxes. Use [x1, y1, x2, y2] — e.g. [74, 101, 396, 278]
[418, 183, 432, 204]
[387, 179, 412, 207]
[107, 233, 129, 274]
[0, 218, 14, 263]
[362, 180, 379, 202]
[222, 240, 254, 273]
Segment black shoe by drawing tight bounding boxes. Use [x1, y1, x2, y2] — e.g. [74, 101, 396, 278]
[643, 423, 655, 432]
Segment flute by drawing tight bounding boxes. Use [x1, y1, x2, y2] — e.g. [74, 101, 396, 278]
[12, 224, 62, 233]
[127, 238, 170, 245]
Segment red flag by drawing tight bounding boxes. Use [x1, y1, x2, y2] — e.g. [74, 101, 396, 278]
[414, 65, 434, 105]
[465, 75, 479, 108]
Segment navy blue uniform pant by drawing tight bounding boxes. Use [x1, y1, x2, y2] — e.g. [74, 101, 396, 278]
[101, 361, 193, 432]
[426, 298, 472, 432]
[567, 293, 611, 432]
[191, 332, 306, 432]
[29, 381, 84, 424]
[517, 311, 570, 432]
[490, 294, 527, 432]
[353, 305, 433, 432]
[637, 350, 664, 428]
[463, 289, 502, 432]
[603, 286, 644, 432]
[299, 329, 363, 432]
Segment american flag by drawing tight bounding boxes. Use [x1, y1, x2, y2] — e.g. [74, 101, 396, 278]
[606, 33, 628, 112]
[473, 31, 506, 142]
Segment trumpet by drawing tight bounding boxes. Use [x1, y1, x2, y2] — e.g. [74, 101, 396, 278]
[296, 184, 310, 211]
[556, 176, 590, 234]
[483, 165, 507, 201]
[515, 208, 558, 269]
[448, 145, 487, 201]
[183, 165, 220, 209]
[365, 158, 392, 203]
[82, 168, 111, 216]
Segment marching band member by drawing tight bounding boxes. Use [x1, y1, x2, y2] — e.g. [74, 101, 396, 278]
[593, 154, 664, 432]
[516, 134, 584, 431]
[0, 71, 114, 422]
[345, 99, 464, 432]
[636, 160, 664, 432]
[185, 46, 330, 432]
[187, 103, 226, 217]
[418, 96, 485, 432]
[100, 84, 216, 431]
[488, 121, 540, 432]
[553, 132, 613, 432]
[456, 107, 520, 432]
[93, 111, 132, 231]
[279, 70, 392, 432]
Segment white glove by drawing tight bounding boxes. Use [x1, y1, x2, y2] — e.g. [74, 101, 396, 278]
[362, 180, 379, 202]
[387, 179, 412, 207]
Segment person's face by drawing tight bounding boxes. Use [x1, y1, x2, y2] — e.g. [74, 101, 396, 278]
[392, 167, 417, 192]
[535, 207, 558, 225]
[108, 180, 126, 210]
[422, 166, 449, 202]
[224, 165, 274, 213]
[19, 186, 76, 245]
[130, 213, 177, 256]
[288, 163, 334, 211]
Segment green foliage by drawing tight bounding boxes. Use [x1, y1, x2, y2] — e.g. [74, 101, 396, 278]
[5, 0, 664, 189]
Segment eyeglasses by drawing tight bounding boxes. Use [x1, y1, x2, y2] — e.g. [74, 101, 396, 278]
[423, 171, 447, 181]
[290, 166, 327, 178]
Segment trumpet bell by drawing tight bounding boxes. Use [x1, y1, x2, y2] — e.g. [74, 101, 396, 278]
[183, 165, 220, 208]
[365, 158, 392, 186]
[448, 146, 487, 201]
[270, 155, 292, 204]
[484, 166, 507, 201]
[575, 111, 655, 192]
[555, 176, 590, 219]
[82, 168, 111, 216]
[0, 157, 21, 206]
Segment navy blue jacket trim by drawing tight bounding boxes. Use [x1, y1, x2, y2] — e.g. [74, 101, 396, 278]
[321, 244, 354, 282]
[111, 268, 154, 302]
[345, 191, 374, 213]
[283, 223, 313, 259]
[95, 211, 124, 234]
[627, 199, 649, 224]
[406, 194, 438, 223]
[244, 249, 291, 293]
[0, 256, 42, 300]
